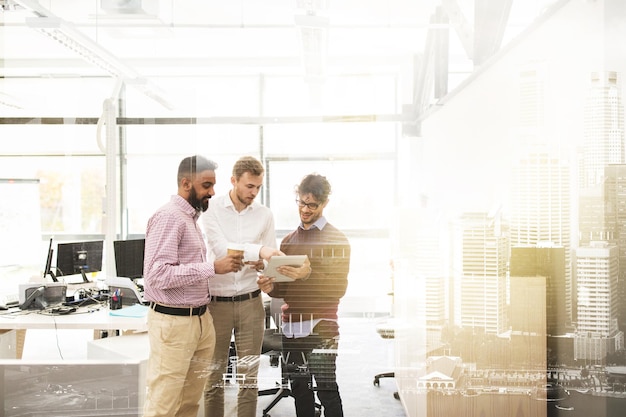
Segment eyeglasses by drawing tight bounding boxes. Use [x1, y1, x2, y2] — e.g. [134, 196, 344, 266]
[296, 199, 320, 210]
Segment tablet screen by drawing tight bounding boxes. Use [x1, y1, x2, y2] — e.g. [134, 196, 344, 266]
[263, 255, 307, 282]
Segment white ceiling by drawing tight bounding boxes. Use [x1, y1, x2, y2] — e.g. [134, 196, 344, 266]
[0, 0, 557, 113]
[1, 0, 441, 78]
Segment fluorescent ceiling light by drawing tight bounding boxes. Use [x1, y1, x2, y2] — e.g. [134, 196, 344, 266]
[100, 0, 144, 14]
[17, 0, 174, 109]
[25, 17, 140, 80]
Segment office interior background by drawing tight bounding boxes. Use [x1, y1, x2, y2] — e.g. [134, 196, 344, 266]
[3, 0, 626, 416]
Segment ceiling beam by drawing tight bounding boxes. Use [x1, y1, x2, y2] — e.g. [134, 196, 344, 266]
[473, 0, 513, 66]
[404, 6, 450, 137]
[441, 0, 473, 60]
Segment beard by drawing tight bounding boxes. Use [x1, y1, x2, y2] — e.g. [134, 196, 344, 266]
[236, 192, 254, 207]
[189, 187, 210, 212]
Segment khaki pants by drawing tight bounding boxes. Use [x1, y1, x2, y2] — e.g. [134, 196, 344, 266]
[143, 308, 216, 417]
[204, 295, 265, 417]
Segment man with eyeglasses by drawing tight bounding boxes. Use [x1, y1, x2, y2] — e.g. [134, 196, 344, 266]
[258, 173, 351, 417]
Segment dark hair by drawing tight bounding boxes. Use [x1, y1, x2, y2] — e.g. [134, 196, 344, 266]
[177, 155, 218, 186]
[232, 156, 264, 180]
[296, 173, 331, 202]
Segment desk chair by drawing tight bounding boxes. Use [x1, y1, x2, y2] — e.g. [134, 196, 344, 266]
[258, 298, 321, 417]
[373, 275, 400, 400]
[373, 320, 399, 399]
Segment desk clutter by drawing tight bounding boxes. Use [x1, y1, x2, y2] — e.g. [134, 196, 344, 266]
[13, 283, 109, 315]
[64, 287, 110, 307]
[0, 277, 147, 316]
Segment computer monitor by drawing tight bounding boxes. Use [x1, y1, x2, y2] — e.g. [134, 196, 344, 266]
[113, 238, 145, 279]
[56, 240, 104, 283]
[43, 237, 58, 282]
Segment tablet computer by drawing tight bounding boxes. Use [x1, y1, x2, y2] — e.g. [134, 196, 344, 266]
[263, 255, 307, 282]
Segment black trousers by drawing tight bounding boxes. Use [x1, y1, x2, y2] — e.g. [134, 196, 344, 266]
[282, 320, 344, 417]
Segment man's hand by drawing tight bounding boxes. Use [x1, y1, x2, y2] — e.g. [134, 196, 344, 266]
[257, 275, 275, 293]
[214, 252, 244, 274]
[245, 259, 265, 272]
[259, 246, 284, 261]
[276, 256, 311, 280]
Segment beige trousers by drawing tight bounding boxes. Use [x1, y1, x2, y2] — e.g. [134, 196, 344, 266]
[143, 308, 216, 417]
[204, 295, 265, 417]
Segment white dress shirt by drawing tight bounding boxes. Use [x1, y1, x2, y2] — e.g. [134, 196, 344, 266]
[199, 193, 278, 297]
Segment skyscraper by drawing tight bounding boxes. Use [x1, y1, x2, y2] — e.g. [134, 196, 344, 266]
[579, 71, 624, 245]
[412, 207, 447, 349]
[457, 211, 508, 335]
[578, 71, 625, 334]
[510, 147, 572, 325]
[511, 66, 573, 327]
[604, 164, 626, 332]
[391, 204, 447, 351]
[581, 71, 624, 189]
[574, 242, 624, 362]
[509, 244, 567, 336]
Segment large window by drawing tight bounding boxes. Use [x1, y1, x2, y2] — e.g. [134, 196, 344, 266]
[0, 72, 401, 315]
[0, 123, 106, 236]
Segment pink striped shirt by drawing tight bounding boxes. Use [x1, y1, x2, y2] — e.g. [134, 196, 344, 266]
[143, 195, 214, 307]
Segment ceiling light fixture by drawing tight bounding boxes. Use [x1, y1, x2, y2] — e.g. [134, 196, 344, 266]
[294, 0, 329, 80]
[17, 0, 174, 109]
[25, 16, 139, 79]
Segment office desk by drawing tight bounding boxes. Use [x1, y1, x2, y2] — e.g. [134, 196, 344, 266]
[0, 305, 149, 416]
[0, 305, 147, 331]
[0, 305, 148, 359]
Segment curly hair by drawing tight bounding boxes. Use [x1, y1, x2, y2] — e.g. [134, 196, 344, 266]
[296, 173, 332, 203]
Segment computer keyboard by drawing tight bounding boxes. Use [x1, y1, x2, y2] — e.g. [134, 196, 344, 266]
[0, 293, 20, 309]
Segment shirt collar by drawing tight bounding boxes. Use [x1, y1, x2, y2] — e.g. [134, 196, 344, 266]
[172, 194, 201, 220]
[224, 193, 256, 213]
[300, 216, 327, 231]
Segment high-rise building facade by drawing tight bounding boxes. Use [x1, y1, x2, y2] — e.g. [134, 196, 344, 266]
[578, 186, 611, 246]
[578, 71, 626, 336]
[511, 66, 573, 329]
[574, 242, 624, 362]
[604, 164, 626, 332]
[510, 148, 572, 325]
[509, 244, 567, 336]
[413, 207, 447, 350]
[581, 71, 624, 189]
[392, 205, 447, 351]
[579, 71, 624, 245]
[457, 211, 508, 335]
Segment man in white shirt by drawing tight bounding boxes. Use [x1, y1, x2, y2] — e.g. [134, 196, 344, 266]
[200, 156, 281, 417]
